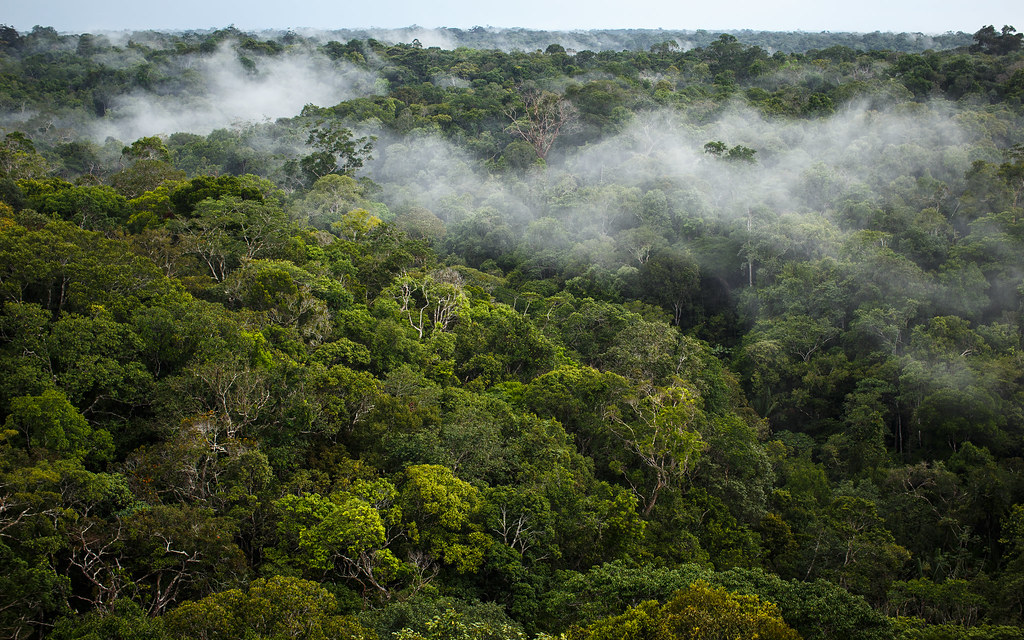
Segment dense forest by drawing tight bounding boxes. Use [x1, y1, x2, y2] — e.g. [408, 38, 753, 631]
[1, 21, 1024, 640]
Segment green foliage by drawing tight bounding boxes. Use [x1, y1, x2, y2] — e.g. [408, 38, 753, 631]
[50, 599, 167, 640]
[0, 132, 50, 181]
[394, 607, 528, 640]
[969, 26, 1023, 55]
[18, 178, 129, 230]
[565, 580, 801, 640]
[453, 303, 558, 387]
[896, 620, 1024, 640]
[4, 389, 112, 461]
[5, 23, 1024, 640]
[358, 593, 524, 640]
[272, 487, 405, 597]
[703, 141, 757, 163]
[293, 121, 375, 187]
[163, 576, 375, 640]
[401, 464, 491, 574]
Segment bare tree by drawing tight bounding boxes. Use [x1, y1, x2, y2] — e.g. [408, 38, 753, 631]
[392, 269, 469, 339]
[504, 87, 578, 160]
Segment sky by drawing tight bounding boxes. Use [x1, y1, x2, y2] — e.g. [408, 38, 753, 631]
[5, 0, 1021, 35]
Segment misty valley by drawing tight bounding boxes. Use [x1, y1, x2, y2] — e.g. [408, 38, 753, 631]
[2, 22, 1024, 640]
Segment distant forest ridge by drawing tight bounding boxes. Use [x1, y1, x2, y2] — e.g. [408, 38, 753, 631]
[64, 25, 975, 54]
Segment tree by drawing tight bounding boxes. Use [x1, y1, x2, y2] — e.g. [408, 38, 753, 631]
[178, 352, 272, 441]
[996, 503, 1024, 622]
[394, 607, 529, 640]
[703, 140, 757, 163]
[805, 496, 911, 602]
[388, 268, 470, 340]
[400, 464, 491, 575]
[293, 174, 375, 232]
[0, 474, 71, 639]
[168, 174, 274, 218]
[637, 245, 700, 326]
[18, 179, 130, 231]
[170, 195, 290, 282]
[997, 144, 1024, 208]
[121, 136, 171, 163]
[143, 506, 245, 611]
[886, 578, 986, 626]
[359, 593, 528, 640]
[66, 503, 246, 616]
[221, 261, 332, 345]
[49, 599, 167, 640]
[604, 378, 707, 516]
[273, 486, 406, 600]
[297, 121, 375, 186]
[0, 133, 48, 181]
[969, 25, 1023, 55]
[599, 319, 680, 388]
[47, 310, 155, 427]
[543, 561, 709, 631]
[163, 575, 374, 640]
[566, 580, 800, 640]
[4, 389, 112, 461]
[0, 302, 52, 419]
[453, 303, 557, 387]
[504, 87, 579, 160]
[111, 160, 184, 201]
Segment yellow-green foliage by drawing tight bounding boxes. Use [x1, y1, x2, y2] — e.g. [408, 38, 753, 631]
[567, 580, 802, 640]
[163, 575, 376, 640]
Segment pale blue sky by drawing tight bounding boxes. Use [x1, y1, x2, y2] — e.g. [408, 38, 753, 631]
[5, 0, 1021, 34]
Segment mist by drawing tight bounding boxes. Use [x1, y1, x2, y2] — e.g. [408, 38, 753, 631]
[263, 26, 971, 54]
[364, 129, 533, 227]
[354, 93, 1021, 326]
[363, 99, 990, 232]
[88, 42, 382, 143]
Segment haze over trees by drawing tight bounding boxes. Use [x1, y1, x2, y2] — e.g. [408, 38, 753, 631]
[1, 20, 1023, 640]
